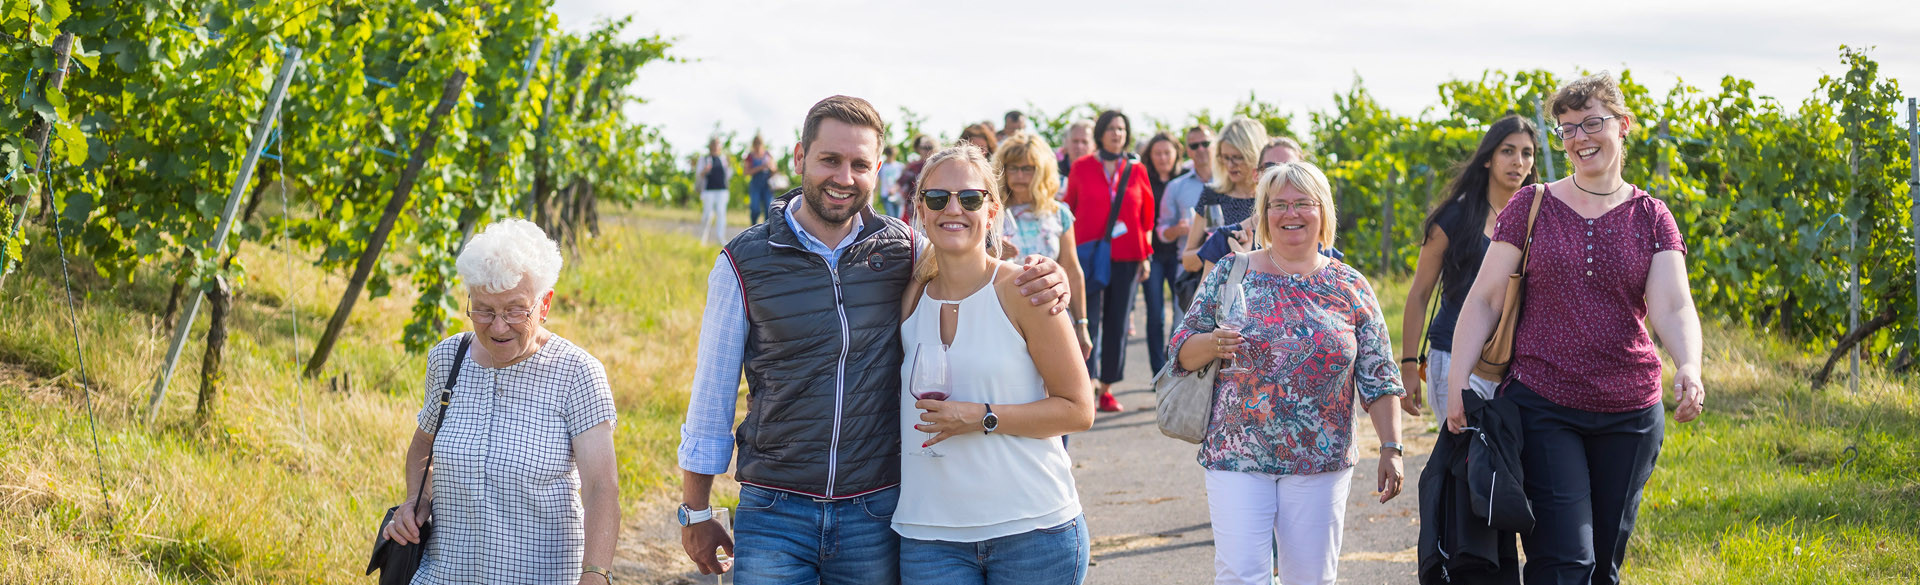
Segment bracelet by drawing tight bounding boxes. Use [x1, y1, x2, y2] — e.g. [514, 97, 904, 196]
[1381, 442, 1405, 455]
[583, 565, 613, 584]
[1075, 318, 1090, 325]
[1399, 357, 1421, 365]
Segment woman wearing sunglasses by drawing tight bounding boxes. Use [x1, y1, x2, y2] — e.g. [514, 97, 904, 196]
[1445, 73, 1705, 584]
[993, 132, 1093, 359]
[1168, 161, 1405, 585]
[894, 143, 1096, 585]
[1062, 109, 1156, 412]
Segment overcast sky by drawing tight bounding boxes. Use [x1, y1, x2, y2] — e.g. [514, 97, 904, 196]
[551, 0, 1920, 153]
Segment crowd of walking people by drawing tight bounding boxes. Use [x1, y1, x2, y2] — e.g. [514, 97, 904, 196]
[377, 71, 1707, 585]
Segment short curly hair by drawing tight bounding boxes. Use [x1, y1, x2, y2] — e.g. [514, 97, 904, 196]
[1549, 72, 1631, 119]
[456, 218, 564, 294]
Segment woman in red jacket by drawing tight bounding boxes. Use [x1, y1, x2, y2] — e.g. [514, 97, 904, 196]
[1062, 109, 1155, 412]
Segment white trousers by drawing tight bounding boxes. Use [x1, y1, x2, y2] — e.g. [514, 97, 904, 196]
[1205, 467, 1353, 585]
[699, 188, 729, 244]
[1424, 349, 1499, 420]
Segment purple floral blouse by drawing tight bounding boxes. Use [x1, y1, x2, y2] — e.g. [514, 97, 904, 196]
[1169, 254, 1405, 476]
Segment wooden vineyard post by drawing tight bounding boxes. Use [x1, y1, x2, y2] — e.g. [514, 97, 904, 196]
[304, 71, 469, 379]
[146, 46, 302, 422]
[0, 33, 75, 289]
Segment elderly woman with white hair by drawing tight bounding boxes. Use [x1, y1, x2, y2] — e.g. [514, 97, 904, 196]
[381, 218, 621, 585]
[1168, 162, 1405, 585]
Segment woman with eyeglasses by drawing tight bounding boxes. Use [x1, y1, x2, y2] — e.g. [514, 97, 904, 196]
[1062, 109, 1156, 412]
[382, 218, 621, 585]
[1168, 161, 1405, 585]
[1445, 73, 1705, 584]
[994, 132, 1094, 359]
[1397, 116, 1539, 421]
[1181, 118, 1268, 276]
[1189, 135, 1307, 274]
[895, 143, 1096, 585]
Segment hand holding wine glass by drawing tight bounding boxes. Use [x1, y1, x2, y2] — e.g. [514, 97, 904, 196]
[908, 343, 950, 458]
[1216, 282, 1253, 374]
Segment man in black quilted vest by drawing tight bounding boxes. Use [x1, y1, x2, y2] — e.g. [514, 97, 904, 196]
[675, 95, 1069, 584]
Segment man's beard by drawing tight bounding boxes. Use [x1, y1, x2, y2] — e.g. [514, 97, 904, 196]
[802, 177, 868, 225]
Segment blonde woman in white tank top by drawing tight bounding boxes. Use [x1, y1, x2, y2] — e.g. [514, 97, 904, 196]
[895, 144, 1097, 585]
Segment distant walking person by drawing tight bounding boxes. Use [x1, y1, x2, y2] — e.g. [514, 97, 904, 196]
[697, 138, 734, 244]
[1138, 132, 1185, 374]
[745, 134, 776, 225]
[880, 144, 906, 217]
[675, 96, 1070, 585]
[961, 122, 999, 158]
[1158, 125, 1213, 321]
[998, 110, 1028, 141]
[1057, 120, 1095, 188]
[895, 143, 1095, 585]
[994, 132, 1093, 358]
[1169, 162, 1405, 585]
[897, 135, 939, 226]
[1445, 73, 1706, 585]
[1062, 110, 1154, 412]
[1397, 116, 1538, 420]
[381, 218, 621, 585]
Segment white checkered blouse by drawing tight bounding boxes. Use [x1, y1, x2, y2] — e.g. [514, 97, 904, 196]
[413, 333, 617, 585]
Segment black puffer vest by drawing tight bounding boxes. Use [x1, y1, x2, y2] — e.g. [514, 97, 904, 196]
[723, 189, 916, 498]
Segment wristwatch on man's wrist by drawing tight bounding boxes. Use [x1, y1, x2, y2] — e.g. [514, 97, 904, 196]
[676, 503, 713, 526]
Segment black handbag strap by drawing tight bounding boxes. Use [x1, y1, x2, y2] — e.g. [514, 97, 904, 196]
[1096, 155, 1137, 243]
[410, 333, 471, 518]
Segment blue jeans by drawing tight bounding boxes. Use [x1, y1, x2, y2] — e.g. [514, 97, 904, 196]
[899, 515, 1089, 585]
[749, 182, 774, 225]
[734, 485, 900, 585]
[1142, 255, 1181, 374]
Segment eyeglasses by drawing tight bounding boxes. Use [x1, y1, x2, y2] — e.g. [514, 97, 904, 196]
[469, 309, 535, 325]
[1187, 140, 1211, 150]
[1005, 165, 1038, 174]
[1553, 115, 1618, 141]
[1267, 200, 1322, 214]
[1221, 154, 1248, 166]
[919, 189, 989, 211]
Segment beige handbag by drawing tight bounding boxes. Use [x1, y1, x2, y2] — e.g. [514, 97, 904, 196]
[1153, 254, 1250, 444]
[1472, 184, 1546, 381]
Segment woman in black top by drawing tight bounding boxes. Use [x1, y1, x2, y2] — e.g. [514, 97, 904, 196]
[1396, 115, 1538, 419]
[1180, 117, 1267, 274]
[1138, 132, 1184, 374]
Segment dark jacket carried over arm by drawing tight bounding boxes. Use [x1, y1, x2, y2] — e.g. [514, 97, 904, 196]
[1417, 390, 1529, 584]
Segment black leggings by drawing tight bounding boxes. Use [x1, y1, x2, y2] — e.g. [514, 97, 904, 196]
[1508, 379, 1664, 585]
[1084, 260, 1141, 385]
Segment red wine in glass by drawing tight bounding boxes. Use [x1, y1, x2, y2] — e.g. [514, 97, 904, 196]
[909, 343, 950, 457]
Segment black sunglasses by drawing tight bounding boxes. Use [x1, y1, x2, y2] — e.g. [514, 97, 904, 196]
[919, 189, 989, 211]
[1187, 140, 1211, 150]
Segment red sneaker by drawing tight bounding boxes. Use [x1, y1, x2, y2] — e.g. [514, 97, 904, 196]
[1097, 393, 1123, 412]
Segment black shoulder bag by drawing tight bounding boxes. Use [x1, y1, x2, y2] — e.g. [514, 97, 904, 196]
[366, 333, 471, 584]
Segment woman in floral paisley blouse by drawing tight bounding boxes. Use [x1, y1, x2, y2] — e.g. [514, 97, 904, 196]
[1168, 161, 1406, 585]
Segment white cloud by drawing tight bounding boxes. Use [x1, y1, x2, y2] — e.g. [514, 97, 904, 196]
[552, 0, 1920, 152]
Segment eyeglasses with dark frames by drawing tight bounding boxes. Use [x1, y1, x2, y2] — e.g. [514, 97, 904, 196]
[1553, 115, 1619, 142]
[919, 189, 989, 211]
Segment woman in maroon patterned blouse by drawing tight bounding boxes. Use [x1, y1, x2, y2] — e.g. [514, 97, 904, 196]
[1444, 73, 1706, 584]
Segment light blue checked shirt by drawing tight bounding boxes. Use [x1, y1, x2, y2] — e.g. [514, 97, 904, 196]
[677, 206, 879, 476]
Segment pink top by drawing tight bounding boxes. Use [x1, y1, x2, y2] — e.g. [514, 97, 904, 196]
[1493, 184, 1686, 413]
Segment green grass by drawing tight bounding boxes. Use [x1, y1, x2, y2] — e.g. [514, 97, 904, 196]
[0, 207, 717, 582]
[1369, 270, 1920, 583]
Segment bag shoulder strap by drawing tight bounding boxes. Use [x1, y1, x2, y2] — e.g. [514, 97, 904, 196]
[1517, 183, 1548, 275]
[411, 333, 471, 517]
[1220, 252, 1251, 311]
[1097, 156, 1137, 243]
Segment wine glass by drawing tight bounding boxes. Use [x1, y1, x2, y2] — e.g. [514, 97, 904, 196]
[1204, 204, 1226, 230]
[1216, 282, 1253, 374]
[711, 507, 732, 584]
[908, 343, 951, 458]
